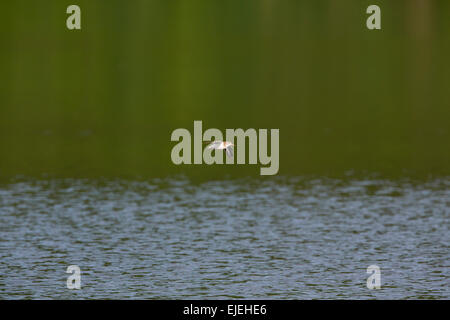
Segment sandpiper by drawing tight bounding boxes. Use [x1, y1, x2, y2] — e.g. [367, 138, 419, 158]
[205, 140, 234, 158]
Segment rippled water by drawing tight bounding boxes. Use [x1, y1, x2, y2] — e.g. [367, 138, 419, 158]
[0, 176, 449, 299]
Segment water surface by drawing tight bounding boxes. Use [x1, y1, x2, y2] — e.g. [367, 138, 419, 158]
[0, 176, 448, 299]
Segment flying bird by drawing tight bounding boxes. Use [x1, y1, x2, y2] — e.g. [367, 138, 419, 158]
[205, 140, 234, 158]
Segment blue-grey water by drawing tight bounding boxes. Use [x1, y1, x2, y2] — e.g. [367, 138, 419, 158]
[0, 176, 449, 299]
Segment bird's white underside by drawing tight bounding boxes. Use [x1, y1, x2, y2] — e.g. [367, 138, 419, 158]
[206, 141, 234, 158]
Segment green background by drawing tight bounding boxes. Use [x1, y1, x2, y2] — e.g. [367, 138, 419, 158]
[0, 0, 449, 180]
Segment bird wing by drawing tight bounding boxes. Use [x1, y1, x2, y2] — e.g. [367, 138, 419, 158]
[207, 141, 222, 149]
[225, 146, 233, 158]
